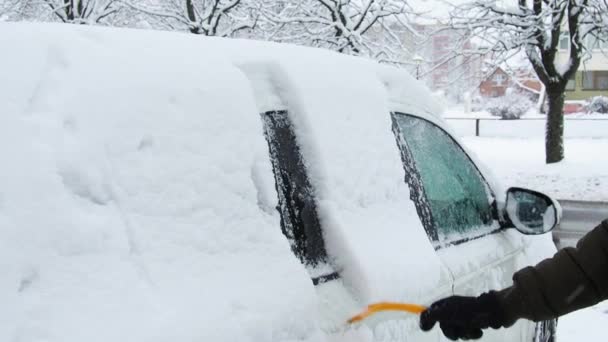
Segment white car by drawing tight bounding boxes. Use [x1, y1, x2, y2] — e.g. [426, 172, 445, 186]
[0, 23, 559, 342]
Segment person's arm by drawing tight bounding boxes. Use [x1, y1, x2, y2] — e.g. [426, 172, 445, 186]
[420, 219, 608, 341]
[500, 219, 608, 324]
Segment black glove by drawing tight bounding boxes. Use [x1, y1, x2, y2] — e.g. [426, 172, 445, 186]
[419, 292, 506, 341]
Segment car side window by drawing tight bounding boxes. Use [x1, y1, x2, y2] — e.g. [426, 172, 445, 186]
[261, 111, 337, 284]
[392, 113, 495, 242]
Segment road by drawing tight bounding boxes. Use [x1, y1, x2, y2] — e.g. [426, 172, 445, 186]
[553, 200, 608, 249]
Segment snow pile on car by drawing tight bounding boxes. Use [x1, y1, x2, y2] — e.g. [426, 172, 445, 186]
[258, 56, 447, 301]
[0, 23, 327, 342]
[0, 22, 448, 342]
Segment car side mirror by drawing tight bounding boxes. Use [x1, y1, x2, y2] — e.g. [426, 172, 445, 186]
[505, 187, 561, 235]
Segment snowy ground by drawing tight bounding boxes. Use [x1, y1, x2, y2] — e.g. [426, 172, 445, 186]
[444, 105, 608, 201]
[444, 105, 608, 120]
[450, 113, 608, 341]
[461, 137, 608, 202]
[558, 301, 608, 341]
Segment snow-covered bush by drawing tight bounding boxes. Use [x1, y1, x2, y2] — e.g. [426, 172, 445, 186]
[584, 96, 608, 114]
[485, 94, 534, 120]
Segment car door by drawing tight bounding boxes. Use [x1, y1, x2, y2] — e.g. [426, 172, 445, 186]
[260, 108, 454, 341]
[391, 112, 534, 341]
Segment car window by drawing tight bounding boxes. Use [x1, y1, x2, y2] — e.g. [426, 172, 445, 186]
[261, 111, 338, 284]
[392, 113, 495, 242]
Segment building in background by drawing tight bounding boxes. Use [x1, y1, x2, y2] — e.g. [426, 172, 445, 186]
[367, 23, 484, 103]
[478, 66, 542, 101]
[559, 32, 608, 101]
[411, 24, 484, 103]
[478, 67, 510, 98]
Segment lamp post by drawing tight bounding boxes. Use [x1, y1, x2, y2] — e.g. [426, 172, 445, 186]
[413, 55, 424, 80]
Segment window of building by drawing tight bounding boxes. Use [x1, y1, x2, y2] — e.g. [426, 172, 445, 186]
[560, 32, 570, 50]
[582, 71, 608, 90]
[565, 75, 576, 91]
[493, 73, 506, 86]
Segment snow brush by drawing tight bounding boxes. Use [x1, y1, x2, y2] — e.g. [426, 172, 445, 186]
[347, 302, 427, 324]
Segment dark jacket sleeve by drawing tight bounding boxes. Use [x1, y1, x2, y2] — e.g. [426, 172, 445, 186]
[498, 219, 608, 326]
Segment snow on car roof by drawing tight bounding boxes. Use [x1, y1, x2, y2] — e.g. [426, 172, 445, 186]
[0, 23, 325, 342]
[0, 22, 447, 341]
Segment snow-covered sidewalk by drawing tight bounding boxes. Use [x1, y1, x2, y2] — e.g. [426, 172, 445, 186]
[462, 137, 608, 202]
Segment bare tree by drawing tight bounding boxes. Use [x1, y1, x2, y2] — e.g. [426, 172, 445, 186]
[0, 0, 18, 20]
[447, 0, 608, 163]
[124, 0, 259, 37]
[262, 0, 418, 64]
[40, 0, 121, 24]
[0, 0, 45, 21]
[409, 24, 486, 102]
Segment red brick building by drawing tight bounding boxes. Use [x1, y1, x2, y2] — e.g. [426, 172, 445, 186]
[412, 24, 483, 102]
[479, 67, 542, 100]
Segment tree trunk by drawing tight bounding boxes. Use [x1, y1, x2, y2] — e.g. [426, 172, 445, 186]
[186, 0, 199, 34]
[537, 85, 547, 114]
[64, 0, 74, 21]
[545, 91, 565, 164]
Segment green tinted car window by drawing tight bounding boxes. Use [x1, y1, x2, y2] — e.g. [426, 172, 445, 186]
[394, 114, 494, 240]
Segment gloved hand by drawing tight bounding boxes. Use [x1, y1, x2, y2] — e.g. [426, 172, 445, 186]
[419, 292, 506, 341]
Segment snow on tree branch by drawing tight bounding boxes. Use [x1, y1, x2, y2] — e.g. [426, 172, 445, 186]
[447, 0, 606, 86]
[41, 0, 121, 24]
[261, 0, 419, 64]
[123, 0, 260, 37]
[0, 0, 20, 20]
[447, 0, 608, 163]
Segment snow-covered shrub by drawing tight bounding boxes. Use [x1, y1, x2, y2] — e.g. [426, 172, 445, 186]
[584, 96, 608, 114]
[485, 94, 534, 120]
[469, 94, 485, 112]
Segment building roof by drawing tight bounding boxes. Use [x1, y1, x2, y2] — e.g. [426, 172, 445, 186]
[478, 65, 542, 95]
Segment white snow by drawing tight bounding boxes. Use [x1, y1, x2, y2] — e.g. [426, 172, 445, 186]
[0, 23, 325, 342]
[559, 301, 608, 342]
[0, 22, 571, 342]
[444, 106, 608, 202]
[445, 115, 608, 139]
[0, 22, 456, 342]
[460, 137, 608, 202]
[238, 34, 453, 338]
[444, 105, 608, 139]
[273, 58, 447, 302]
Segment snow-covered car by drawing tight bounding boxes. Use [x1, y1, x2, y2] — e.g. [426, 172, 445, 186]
[0, 23, 560, 342]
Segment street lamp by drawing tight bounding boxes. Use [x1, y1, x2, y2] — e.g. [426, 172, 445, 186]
[413, 55, 424, 80]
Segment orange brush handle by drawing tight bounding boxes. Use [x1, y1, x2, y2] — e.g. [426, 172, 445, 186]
[347, 302, 427, 324]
